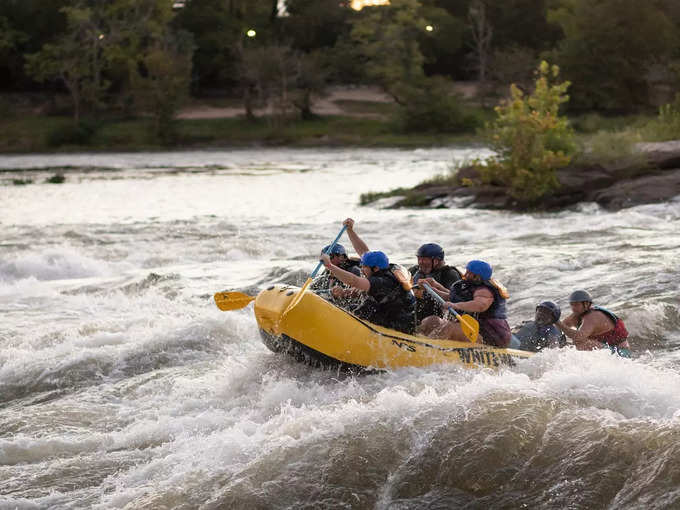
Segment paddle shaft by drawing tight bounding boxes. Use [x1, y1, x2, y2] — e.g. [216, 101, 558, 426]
[421, 282, 462, 320]
[420, 282, 480, 343]
[278, 225, 348, 325]
[310, 225, 348, 278]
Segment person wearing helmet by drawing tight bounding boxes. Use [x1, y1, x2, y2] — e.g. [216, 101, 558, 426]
[557, 290, 631, 357]
[511, 301, 567, 352]
[419, 259, 511, 347]
[409, 243, 462, 323]
[310, 243, 361, 297]
[319, 219, 416, 334]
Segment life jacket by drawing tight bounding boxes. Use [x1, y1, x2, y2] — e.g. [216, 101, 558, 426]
[391, 263, 414, 291]
[340, 258, 363, 279]
[449, 279, 507, 320]
[353, 264, 416, 334]
[583, 305, 629, 346]
[410, 265, 463, 321]
[410, 264, 462, 288]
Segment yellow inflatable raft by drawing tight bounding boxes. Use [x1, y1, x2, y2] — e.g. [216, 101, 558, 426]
[254, 285, 534, 371]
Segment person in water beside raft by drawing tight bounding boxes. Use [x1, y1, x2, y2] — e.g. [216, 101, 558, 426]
[418, 260, 511, 347]
[557, 290, 631, 358]
[511, 301, 567, 352]
[409, 243, 462, 323]
[319, 218, 416, 334]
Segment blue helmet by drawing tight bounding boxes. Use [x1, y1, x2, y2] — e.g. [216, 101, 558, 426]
[416, 243, 445, 259]
[360, 251, 389, 269]
[322, 243, 346, 256]
[537, 301, 561, 322]
[466, 260, 492, 280]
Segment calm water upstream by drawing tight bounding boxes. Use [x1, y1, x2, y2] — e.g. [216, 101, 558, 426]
[1, 147, 679, 509]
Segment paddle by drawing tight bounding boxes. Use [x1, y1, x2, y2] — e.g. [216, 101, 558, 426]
[214, 291, 255, 311]
[421, 282, 479, 343]
[279, 225, 348, 322]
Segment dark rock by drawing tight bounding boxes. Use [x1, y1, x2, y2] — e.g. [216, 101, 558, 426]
[591, 171, 680, 210]
[384, 141, 680, 212]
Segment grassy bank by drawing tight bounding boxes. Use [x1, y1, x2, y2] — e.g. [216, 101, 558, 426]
[0, 113, 484, 153]
[2, 106, 675, 155]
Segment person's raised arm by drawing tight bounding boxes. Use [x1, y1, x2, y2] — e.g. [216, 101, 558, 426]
[343, 218, 369, 256]
[320, 254, 370, 291]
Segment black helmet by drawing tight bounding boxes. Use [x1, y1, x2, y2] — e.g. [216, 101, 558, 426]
[416, 243, 444, 260]
[569, 290, 592, 303]
[536, 301, 561, 322]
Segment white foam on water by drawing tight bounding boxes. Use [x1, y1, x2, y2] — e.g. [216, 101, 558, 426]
[2, 148, 680, 507]
[65, 350, 673, 507]
[0, 247, 113, 284]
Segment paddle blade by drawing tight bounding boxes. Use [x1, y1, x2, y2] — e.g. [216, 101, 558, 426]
[214, 291, 255, 311]
[458, 314, 480, 343]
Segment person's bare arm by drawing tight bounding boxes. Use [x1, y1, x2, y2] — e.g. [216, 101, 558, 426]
[447, 287, 493, 313]
[321, 254, 370, 291]
[419, 277, 449, 299]
[561, 312, 580, 329]
[343, 218, 369, 256]
[558, 314, 597, 343]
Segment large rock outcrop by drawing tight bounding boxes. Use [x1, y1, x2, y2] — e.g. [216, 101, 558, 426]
[385, 141, 680, 211]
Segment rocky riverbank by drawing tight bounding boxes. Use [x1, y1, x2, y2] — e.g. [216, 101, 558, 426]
[373, 141, 680, 211]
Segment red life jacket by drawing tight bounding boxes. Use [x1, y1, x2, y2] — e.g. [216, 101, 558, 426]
[587, 306, 629, 346]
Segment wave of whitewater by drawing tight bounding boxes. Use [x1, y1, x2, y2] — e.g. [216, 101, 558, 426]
[1, 148, 679, 509]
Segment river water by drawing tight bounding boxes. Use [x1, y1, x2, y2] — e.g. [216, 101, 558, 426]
[1, 148, 679, 509]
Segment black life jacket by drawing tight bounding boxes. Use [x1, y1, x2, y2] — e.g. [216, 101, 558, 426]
[410, 264, 462, 286]
[449, 279, 507, 320]
[410, 264, 462, 321]
[354, 264, 416, 334]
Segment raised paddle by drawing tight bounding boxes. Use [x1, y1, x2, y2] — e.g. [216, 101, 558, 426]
[278, 224, 348, 322]
[214, 291, 255, 311]
[421, 282, 479, 343]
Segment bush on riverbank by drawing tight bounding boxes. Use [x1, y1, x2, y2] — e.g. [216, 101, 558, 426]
[474, 61, 577, 202]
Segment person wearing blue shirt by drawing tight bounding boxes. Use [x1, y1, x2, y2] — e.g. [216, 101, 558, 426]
[512, 301, 566, 352]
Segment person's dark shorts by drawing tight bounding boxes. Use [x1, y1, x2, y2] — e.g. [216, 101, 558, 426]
[480, 318, 511, 348]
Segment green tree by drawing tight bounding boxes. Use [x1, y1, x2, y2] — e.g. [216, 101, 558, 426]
[350, 0, 428, 103]
[282, 0, 352, 52]
[0, 16, 27, 55]
[418, 2, 466, 77]
[175, 0, 278, 93]
[548, 0, 677, 111]
[24, 5, 108, 121]
[239, 44, 299, 124]
[0, 1, 69, 90]
[478, 61, 576, 202]
[104, 0, 186, 113]
[131, 33, 194, 142]
[350, 0, 474, 132]
[290, 50, 330, 120]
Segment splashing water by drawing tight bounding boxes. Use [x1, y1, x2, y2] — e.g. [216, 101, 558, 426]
[1, 148, 679, 509]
